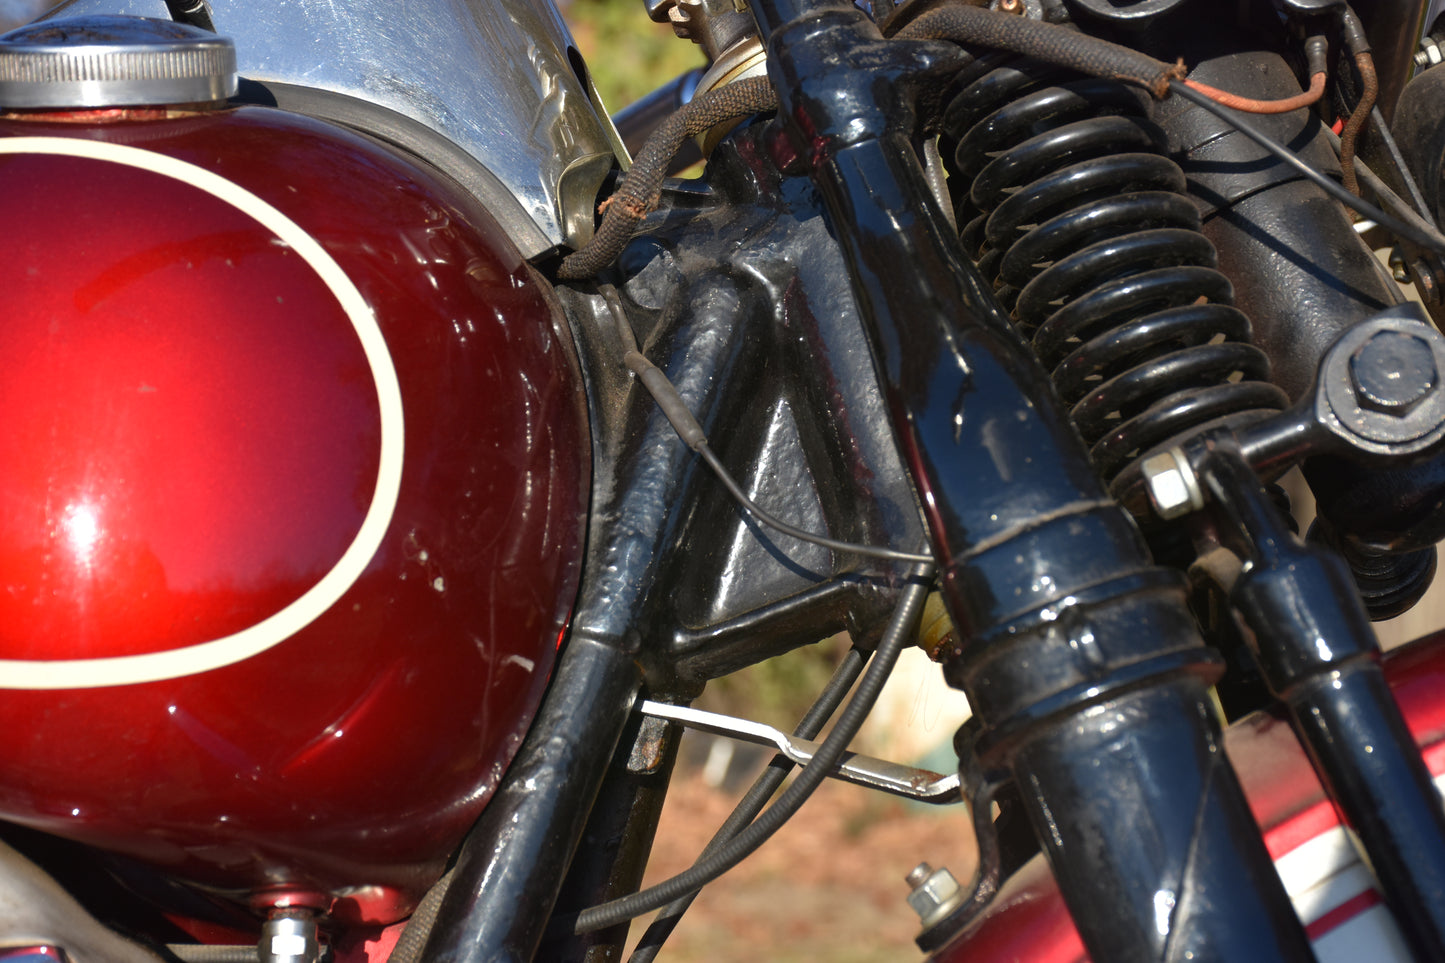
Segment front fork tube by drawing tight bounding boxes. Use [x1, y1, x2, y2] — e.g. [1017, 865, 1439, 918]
[1195, 438, 1445, 962]
[750, 0, 1313, 958]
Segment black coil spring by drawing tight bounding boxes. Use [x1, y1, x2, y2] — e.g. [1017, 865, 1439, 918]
[940, 60, 1289, 494]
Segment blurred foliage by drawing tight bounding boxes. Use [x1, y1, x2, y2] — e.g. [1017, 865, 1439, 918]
[562, 0, 706, 114]
[702, 634, 855, 731]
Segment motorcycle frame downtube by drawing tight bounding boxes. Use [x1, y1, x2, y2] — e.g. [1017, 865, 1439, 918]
[748, 1, 1316, 959]
[421, 273, 765, 960]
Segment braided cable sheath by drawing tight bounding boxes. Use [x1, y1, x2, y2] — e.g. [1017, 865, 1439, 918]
[1339, 51, 1378, 196]
[895, 5, 1185, 97]
[1183, 71, 1325, 114]
[557, 77, 778, 280]
[164, 947, 258, 963]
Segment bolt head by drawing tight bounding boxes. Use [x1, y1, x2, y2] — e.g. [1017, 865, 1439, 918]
[1349, 331, 1438, 416]
[905, 862, 934, 888]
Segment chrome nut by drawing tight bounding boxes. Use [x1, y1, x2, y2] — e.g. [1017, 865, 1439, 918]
[1142, 449, 1204, 520]
[905, 862, 965, 929]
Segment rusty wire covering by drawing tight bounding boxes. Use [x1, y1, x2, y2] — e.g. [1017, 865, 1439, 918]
[895, 4, 1185, 97]
[557, 76, 778, 280]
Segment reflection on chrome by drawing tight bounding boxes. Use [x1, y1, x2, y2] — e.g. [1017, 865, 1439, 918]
[1153, 889, 1176, 937]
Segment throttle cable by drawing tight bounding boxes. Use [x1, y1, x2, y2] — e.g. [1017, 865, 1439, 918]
[570, 557, 936, 933]
[625, 646, 872, 962]
[600, 285, 935, 565]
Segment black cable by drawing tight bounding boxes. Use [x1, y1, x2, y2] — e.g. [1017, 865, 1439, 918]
[1321, 126, 1445, 248]
[599, 285, 935, 565]
[626, 646, 871, 962]
[694, 446, 935, 564]
[1369, 105, 1435, 223]
[571, 561, 936, 933]
[1167, 80, 1445, 258]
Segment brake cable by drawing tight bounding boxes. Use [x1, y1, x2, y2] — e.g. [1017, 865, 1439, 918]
[568, 557, 935, 934]
[600, 284, 935, 565]
[625, 645, 871, 962]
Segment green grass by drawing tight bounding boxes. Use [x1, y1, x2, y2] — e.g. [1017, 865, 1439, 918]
[563, 0, 706, 114]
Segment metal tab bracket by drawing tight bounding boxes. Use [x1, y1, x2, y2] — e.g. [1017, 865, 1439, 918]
[639, 700, 962, 804]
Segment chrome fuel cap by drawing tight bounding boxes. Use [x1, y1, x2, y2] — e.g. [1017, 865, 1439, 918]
[0, 15, 236, 109]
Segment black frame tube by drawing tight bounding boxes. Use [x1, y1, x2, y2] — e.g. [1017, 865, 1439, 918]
[1196, 435, 1445, 962]
[421, 273, 764, 961]
[750, 1, 1315, 959]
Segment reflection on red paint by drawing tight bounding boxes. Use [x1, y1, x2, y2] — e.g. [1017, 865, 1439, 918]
[0, 107, 588, 924]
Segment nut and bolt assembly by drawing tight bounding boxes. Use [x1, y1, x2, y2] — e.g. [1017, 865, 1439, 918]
[260, 909, 323, 963]
[1142, 448, 1206, 520]
[905, 861, 966, 929]
[1350, 330, 1438, 417]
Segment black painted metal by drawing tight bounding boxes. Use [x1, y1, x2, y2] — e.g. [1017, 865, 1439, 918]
[1155, 47, 1445, 619]
[538, 712, 684, 963]
[751, 1, 1314, 959]
[1151, 50, 1392, 400]
[937, 56, 1288, 502]
[1394, 63, 1445, 229]
[422, 261, 768, 961]
[1193, 434, 1445, 963]
[614, 134, 930, 691]
[420, 637, 640, 963]
[422, 112, 949, 956]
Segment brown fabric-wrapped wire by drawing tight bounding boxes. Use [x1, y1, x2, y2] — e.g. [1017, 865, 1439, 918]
[557, 77, 778, 280]
[894, 4, 1185, 98]
[1339, 51, 1378, 197]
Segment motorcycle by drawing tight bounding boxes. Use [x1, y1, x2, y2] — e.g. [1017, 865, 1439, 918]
[3, 0, 1445, 958]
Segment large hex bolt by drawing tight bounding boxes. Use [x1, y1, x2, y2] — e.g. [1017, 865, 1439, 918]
[1350, 331, 1439, 417]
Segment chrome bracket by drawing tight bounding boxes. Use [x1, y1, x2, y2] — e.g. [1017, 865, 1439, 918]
[639, 700, 962, 804]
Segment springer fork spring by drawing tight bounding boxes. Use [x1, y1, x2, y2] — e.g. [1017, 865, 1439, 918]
[940, 60, 1289, 494]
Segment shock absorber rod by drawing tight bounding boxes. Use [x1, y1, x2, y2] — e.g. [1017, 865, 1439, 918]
[1193, 433, 1445, 963]
[748, 2, 1315, 960]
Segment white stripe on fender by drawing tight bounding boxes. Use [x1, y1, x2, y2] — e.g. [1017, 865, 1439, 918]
[1271, 771, 1445, 959]
[0, 136, 404, 689]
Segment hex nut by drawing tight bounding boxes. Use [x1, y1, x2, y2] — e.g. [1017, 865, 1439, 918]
[1141, 449, 1204, 520]
[905, 862, 965, 928]
[1349, 331, 1438, 417]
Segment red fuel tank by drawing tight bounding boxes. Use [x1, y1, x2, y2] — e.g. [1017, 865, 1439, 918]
[0, 96, 588, 921]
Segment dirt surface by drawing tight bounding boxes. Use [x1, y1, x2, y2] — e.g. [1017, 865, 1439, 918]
[620, 765, 980, 963]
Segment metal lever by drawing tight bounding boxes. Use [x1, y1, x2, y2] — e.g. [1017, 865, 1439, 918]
[639, 700, 961, 804]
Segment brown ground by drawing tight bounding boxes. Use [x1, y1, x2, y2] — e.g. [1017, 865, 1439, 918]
[620, 765, 979, 963]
